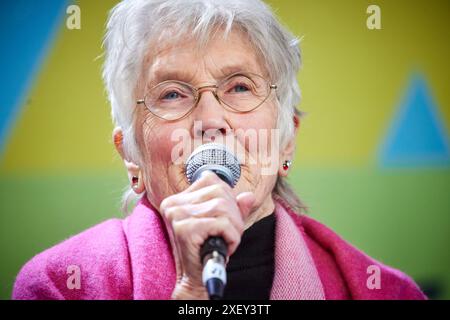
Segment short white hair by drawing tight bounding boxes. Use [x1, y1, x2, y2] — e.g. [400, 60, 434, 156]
[103, 0, 307, 214]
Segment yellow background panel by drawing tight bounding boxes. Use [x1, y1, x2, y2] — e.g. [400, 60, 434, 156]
[1, 0, 449, 171]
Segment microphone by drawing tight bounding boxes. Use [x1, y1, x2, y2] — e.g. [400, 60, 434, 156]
[185, 143, 241, 300]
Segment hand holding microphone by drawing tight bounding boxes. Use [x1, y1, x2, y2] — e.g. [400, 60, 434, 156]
[159, 143, 255, 300]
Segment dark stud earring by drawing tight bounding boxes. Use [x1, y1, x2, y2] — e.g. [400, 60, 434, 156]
[132, 176, 139, 189]
[283, 160, 292, 171]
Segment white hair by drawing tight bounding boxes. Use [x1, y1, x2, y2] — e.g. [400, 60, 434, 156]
[103, 0, 307, 214]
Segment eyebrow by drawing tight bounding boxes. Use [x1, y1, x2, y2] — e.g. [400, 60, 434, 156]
[149, 69, 196, 86]
[148, 63, 259, 87]
[219, 64, 255, 77]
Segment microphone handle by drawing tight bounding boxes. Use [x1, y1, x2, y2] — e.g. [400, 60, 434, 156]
[200, 236, 228, 299]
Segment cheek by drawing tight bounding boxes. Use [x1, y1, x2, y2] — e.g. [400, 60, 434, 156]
[139, 119, 192, 200]
[140, 119, 180, 169]
[234, 104, 278, 152]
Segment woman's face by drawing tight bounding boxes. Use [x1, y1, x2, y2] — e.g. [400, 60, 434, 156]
[133, 30, 286, 219]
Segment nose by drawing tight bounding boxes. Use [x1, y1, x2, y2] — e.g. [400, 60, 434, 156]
[191, 89, 231, 141]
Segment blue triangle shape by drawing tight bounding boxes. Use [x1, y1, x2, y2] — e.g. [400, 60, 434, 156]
[379, 73, 450, 167]
[0, 0, 68, 156]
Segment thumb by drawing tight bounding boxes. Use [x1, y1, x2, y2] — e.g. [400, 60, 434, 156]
[236, 192, 256, 220]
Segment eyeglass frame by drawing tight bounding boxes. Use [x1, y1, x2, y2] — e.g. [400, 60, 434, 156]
[136, 71, 277, 121]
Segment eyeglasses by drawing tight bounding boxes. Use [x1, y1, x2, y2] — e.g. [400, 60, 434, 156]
[137, 72, 277, 121]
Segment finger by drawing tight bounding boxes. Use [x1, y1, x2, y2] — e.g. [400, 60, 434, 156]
[164, 199, 244, 235]
[161, 205, 190, 224]
[236, 192, 256, 221]
[160, 185, 236, 221]
[188, 198, 244, 234]
[180, 183, 235, 206]
[174, 216, 242, 257]
[160, 172, 233, 212]
[160, 213, 185, 281]
[183, 170, 233, 194]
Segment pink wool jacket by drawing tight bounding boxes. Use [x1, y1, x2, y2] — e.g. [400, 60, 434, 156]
[12, 196, 426, 300]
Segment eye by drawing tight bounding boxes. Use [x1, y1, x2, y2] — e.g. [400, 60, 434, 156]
[225, 80, 253, 94]
[232, 84, 250, 93]
[223, 74, 256, 94]
[162, 91, 181, 100]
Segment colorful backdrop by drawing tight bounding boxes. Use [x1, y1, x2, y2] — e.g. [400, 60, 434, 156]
[1, 0, 449, 299]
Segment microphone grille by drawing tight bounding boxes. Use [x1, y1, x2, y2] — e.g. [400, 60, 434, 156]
[185, 143, 241, 187]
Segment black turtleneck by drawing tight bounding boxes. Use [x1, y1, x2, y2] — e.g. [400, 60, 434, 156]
[223, 212, 275, 300]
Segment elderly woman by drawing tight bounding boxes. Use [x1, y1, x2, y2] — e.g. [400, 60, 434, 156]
[13, 0, 425, 300]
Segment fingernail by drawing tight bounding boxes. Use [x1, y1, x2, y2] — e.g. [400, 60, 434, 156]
[200, 170, 212, 179]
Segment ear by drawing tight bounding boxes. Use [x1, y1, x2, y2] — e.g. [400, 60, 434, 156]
[113, 127, 145, 193]
[113, 127, 126, 160]
[278, 114, 300, 177]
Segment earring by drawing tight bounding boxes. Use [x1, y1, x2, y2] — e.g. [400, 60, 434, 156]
[132, 176, 139, 190]
[282, 160, 292, 171]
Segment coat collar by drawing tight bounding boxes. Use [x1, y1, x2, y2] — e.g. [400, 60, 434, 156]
[124, 196, 325, 300]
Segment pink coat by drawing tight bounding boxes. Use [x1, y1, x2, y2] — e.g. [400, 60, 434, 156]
[12, 196, 426, 300]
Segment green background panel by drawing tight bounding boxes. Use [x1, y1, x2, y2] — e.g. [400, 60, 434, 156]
[1, 0, 449, 299]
